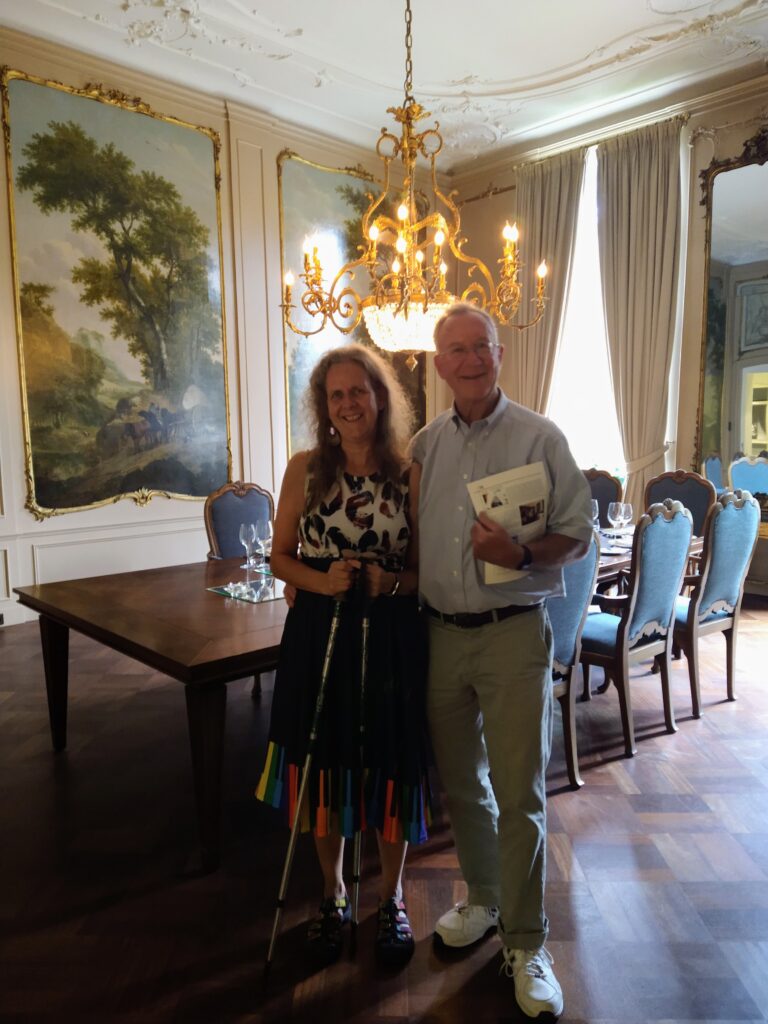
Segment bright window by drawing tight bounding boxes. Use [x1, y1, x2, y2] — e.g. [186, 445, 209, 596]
[547, 147, 625, 478]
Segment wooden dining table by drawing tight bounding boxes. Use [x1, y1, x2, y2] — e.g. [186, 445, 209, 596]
[14, 558, 287, 873]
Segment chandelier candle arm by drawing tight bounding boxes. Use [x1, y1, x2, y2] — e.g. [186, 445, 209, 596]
[280, 0, 549, 357]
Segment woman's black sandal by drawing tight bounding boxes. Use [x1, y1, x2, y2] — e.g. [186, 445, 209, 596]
[305, 895, 351, 965]
[375, 898, 415, 965]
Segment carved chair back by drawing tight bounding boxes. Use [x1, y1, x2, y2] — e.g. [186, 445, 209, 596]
[728, 456, 768, 496]
[582, 468, 623, 529]
[643, 469, 716, 536]
[204, 481, 274, 560]
[689, 490, 760, 622]
[623, 500, 693, 649]
[701, 455, 725, 493]
[548, 532, 601, 676]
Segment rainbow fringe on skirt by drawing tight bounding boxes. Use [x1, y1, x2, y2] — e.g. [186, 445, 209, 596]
[256, 740, 430, 845]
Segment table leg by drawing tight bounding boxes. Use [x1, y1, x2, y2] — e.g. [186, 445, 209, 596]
[39, 615, 69, 752]
[185, 682, 227, 873]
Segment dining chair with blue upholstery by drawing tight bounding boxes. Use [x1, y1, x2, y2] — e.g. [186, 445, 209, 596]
[546, 532, 601, 789]
[582, 468, 623, 529]
[204, 480, 276, 697]
[673, 490, 760, 718]
[204, 480, 274, 560]
[643, 469, 716, 537]
[701, 455, 725, 494]
[728, 455, 768, 495]
[579, 500, 693, 757]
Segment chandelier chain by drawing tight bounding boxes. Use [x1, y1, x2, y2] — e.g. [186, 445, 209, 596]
[404, 0, 414, 103]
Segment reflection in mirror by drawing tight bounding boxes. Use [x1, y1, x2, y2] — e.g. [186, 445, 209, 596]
[699, 128, 768, 471]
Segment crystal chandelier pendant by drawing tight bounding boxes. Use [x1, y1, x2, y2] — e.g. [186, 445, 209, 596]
[363, 302, 451, 367]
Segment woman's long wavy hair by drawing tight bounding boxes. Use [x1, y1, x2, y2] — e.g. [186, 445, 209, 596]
[304, 344, 414, 512]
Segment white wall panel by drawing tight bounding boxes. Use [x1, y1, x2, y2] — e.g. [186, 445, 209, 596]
[30, 522, 208, 585]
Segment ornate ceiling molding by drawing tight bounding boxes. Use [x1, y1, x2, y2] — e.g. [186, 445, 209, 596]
[72, 0, 768, 102]
[418, 0, 768, 100]
[6, 0, 768, 165]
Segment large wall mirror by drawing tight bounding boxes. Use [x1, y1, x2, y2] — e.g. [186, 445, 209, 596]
[698, 126, 768, 472]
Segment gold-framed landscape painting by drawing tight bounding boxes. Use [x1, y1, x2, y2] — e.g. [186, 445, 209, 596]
[1, 68, 231, 518]
[278, 150, 426, 455]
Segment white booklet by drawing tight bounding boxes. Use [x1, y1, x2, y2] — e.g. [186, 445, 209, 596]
[466, 461, 548, 584]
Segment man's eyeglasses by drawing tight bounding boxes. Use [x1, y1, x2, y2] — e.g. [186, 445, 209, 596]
[442, 340, 499, 362]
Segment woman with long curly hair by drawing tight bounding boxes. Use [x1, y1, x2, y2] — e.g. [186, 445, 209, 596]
[257, 344, 429, 967]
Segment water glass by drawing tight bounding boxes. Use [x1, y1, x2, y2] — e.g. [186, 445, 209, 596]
[590, 499, 600, 530]
[254, 518, 273, 567]
[239, 521, 256, 567]
[607, 501, 622, 535]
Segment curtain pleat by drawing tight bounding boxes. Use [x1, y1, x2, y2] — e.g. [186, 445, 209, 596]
[500, 148, 587, 413]
[597, 118, 684, 513]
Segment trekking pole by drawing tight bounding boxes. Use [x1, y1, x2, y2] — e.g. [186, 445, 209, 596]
[265, 594, 344, 970]
[350, 560, 372, 941]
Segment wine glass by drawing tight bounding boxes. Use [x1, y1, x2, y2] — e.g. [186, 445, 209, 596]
[621, 503, 633, 532]
[239, 521, 256, 568]
[590, 499, 600, 531]
[607, 501, 622, 536]
[254, 518, 273, 568]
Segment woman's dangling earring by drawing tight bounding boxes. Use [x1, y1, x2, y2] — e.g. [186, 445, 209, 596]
[328, 424, 341, 446]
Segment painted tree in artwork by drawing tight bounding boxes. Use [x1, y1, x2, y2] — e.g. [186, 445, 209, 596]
[16, 120, 220, 398]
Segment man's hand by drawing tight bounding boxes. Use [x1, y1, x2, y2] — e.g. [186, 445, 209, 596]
[471, 512, 519, 569]
[364, 562, 397, 599]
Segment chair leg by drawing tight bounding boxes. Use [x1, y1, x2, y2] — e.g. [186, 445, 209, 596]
[614, 656, 636, 757]
[557, 671, 584, 789]
[724, 626, 737, 702]
[682, 635, 702, 719]
[251, 674, 262, 700]
[595, 670, 611, 695]
[581, 662, 592, 702]
[658, 649, 678, 735]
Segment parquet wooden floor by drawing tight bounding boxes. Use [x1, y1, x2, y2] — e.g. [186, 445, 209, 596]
[1, 597, 767, 1023]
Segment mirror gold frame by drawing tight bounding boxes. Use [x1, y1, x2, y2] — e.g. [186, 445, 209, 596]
[696, 124, 768, 473]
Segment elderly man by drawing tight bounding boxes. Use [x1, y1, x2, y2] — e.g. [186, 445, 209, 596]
[410, 303, 592, 1019]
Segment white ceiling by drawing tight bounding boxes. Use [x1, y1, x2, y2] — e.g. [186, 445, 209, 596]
[3, 0, 768, 172]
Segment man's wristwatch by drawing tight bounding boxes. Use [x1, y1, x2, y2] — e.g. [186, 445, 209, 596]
[518, 544, 533, 570]
[386, 574, 401, 596]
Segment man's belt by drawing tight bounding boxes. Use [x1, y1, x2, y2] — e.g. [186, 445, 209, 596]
[424, 602, 543, 629]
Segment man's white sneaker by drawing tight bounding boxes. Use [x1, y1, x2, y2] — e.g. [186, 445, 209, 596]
[434, 902, 499, 948]
[500, 946, 564, 1018]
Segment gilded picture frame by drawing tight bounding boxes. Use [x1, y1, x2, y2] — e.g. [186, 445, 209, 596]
[1, 68, 232, 519]
[277, 149, 426, 456]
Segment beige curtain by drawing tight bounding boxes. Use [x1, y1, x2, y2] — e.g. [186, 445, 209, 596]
[597, 118, 684, 513]
[501, 148, 586, 412]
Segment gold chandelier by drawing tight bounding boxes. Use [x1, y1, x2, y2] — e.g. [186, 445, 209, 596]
[281, 0, 548, 363]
